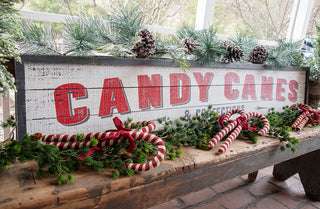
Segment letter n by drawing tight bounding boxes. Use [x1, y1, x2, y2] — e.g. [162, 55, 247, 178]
[138, 74, 162, 109]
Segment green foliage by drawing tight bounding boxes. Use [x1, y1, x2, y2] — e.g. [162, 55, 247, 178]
[229, 31, 258, 59]
[0, 104, 311, 184]
[97, 43, 135, 58]
[108, 6, 144, 45]
[1, 115, 16, 142]
[265, 39, 303, 69]
[307, 26, 320, 81]
[264, 107, 301, 152]
[0, 65, 15, 97]
[0, 0, 22, 95]
[193, 28, 227, 63]
[176, 24, 200, 40]
[156, 105, 221, 158]
[152, 35, 192, 71]
[18, 21, 60, 55]
[63, 17, 101, 56]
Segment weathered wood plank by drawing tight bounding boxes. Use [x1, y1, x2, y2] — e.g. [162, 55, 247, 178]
[1, 126, 320, 208]
[15, 56, 307, 137]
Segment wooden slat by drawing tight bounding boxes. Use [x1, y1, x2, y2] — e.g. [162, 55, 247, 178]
[0, 126, 319, 208]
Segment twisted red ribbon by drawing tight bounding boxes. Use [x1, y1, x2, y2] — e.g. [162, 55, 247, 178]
[78, 117, 135, 160]
[236, 116, 257, 131]
[299, 106, 320, 125]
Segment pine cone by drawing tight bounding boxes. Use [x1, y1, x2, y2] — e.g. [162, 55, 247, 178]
[132, 29, 155, 58]
[181, 37, 197, 54]
[248, 45, 269, 64]
[224, 42, 244, 62]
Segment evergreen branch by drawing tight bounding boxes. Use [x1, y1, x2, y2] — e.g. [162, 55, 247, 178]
[228, 31, 258, 59]
[265, 39, 303, 69]
[63, 17, 100, 56]
[108, 6, 144, 45]
[176, 24, 200, 40]
[17, 21, 61, 55]
[194, 28, 227, 63]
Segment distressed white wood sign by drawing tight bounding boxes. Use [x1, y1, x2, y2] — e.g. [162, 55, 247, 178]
[15, 56, 307, 137]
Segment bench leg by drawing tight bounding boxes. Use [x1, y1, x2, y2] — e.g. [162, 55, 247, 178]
[247, 171, 259, 182]
[273, 158, 299, 181]
[297, 149, 320, 201]
[273, 150, 320, 201]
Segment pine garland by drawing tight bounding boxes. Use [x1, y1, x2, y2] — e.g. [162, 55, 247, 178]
[1, 104, 317, 184]
[265, 39, 303, 69]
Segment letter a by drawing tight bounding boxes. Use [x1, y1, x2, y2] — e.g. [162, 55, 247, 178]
[99, 78, 130, 117]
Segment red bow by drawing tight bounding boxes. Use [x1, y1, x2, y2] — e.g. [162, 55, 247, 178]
[78, 117, 135, 160]
[236, 116, 257, 131]
[300, 106, 320, 125]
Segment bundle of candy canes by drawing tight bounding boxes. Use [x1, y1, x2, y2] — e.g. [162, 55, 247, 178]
[31, 117, 166, 172]
[209, 109, 270, 153]
[290, 103, 320, 131]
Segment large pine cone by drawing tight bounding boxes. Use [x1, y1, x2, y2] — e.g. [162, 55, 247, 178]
[132, 29, 155, 58]
[224, 42, 244, 62]
[181, 37, 197, 54]
[248, 45, 269, 64]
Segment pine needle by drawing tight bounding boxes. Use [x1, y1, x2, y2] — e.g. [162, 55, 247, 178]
[108, 6, 144, 45]
[229, 31, 258, 59]
[18, 21, 60, 55]
[63, 17, 100, 56]
[265, 39, 303, 69]
[194, 27, 227, 64]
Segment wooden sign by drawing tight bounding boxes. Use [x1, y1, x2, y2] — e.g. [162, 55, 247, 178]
[15, 55, 308, 138]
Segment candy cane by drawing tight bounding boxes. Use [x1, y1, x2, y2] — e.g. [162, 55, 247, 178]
[290, 103, 320, 130]
[209, 110, 270, 153]
[32, 117, 164, 172]
[210, 109, 246, 148]
[217, 112, 269, 153]
[221, 109, 246, 125]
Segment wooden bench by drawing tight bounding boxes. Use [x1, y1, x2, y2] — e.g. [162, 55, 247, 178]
[1, 126, 320, 208]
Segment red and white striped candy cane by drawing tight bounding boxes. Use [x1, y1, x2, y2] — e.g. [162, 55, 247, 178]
[209, 119, 238, 149]
[218, 124, 243, 153]
[127, 120, 157, 133]
[221, 109, 246, 126]
[34, 117, 165, 172]
[210, 109, 246, 149]
[209, 110, 270, 153]
[290, 103, 320, 130]
[218, 112, 269, 153]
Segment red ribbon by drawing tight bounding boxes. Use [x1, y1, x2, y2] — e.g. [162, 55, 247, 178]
[236, 116, 257, 131]
[103, 117, 135, 153]
[78, 147, 102, 160]
[299, 106, 320, 125]
[79, 117, 135, 160]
